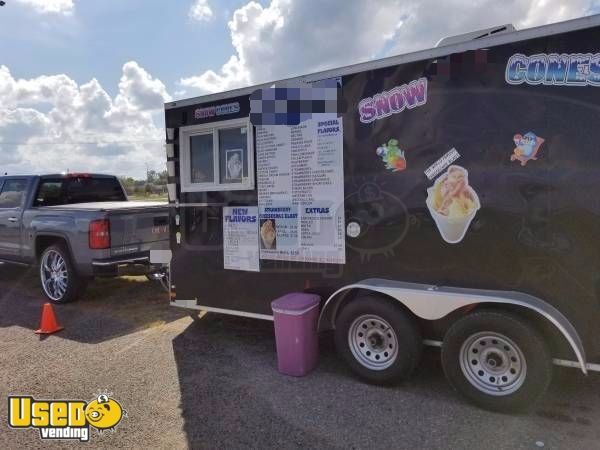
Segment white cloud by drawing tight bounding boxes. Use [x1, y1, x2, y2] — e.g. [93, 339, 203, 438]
[0, 63, 171, 178]
[180, 54, 249, 95]
[117, 61, 172, 111]
[16, 0, 74, 15]
[385, 0, 594, 55]
[189, 0, 213, 22]
[180, 0, 596, 95]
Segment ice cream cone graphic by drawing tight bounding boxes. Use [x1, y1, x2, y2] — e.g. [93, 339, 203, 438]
[426, 165, 480, 244]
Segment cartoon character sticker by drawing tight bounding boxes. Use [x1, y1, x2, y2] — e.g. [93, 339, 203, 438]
[426, 165, 480, 244]
[511, 132, 545, 166]
[85, 393, 126, 432]
[376, 139, 406, 172]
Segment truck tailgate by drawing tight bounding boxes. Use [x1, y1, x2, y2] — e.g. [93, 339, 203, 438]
[107, 205, 169, 256]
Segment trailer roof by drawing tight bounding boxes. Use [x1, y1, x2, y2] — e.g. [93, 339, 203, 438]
[165, 13, 600, 110]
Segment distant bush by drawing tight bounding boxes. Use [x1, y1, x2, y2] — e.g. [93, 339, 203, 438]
[119, 170, 167, 198]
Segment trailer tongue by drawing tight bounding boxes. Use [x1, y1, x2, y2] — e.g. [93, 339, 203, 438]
[163, 14, 600, 412]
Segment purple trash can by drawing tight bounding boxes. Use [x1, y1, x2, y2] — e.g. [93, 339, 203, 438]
[271, 292, 321, 377]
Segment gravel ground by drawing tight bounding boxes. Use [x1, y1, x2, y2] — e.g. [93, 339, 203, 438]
[0, 265, 599, 449]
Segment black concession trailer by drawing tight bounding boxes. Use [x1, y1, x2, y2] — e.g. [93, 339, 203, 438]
[162, 15, 600, 411]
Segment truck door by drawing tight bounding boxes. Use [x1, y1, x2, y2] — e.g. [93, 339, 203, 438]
[0, 178, 28, 260]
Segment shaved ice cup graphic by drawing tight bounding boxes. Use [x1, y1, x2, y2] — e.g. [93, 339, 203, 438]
[426, 180, 481, 245]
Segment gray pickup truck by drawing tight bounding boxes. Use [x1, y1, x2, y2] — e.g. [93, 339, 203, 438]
[0, 173, 169, 303]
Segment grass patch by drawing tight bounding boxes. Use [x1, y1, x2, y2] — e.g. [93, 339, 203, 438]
[128, 194, 168, 201]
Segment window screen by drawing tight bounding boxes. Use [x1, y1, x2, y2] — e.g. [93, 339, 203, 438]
[190, 134, 214, 183]
[179, 119, 254, 192]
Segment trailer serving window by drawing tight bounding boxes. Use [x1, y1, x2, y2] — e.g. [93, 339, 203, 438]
[179, 118, 254, 192]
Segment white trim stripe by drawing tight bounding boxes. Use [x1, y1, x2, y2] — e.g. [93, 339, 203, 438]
[171, 300, 274, 321]
[552, 359, 600, 372]
[423, 339, 443, 348]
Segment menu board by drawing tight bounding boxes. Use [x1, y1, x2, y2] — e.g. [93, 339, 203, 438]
[223, 206, 260, 271]
[256, 118, 345, 264]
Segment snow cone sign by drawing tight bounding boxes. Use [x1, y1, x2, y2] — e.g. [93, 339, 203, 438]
[505, 53, 600, 86]
[194, 102, 240, 120]
[358, 77, 428, 124]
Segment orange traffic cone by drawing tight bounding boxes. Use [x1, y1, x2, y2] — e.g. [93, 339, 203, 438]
[35, 303, 64, 334]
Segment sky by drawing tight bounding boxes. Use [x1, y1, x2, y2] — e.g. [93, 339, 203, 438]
[1, 0, 599, 179]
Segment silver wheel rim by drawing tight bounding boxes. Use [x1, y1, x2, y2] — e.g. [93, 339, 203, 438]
[348, 314, 398, 370]
[459, 332, 527, 396]
[40, 250, 68, 301]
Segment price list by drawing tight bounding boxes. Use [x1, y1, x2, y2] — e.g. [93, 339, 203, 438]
[255, 118, 345, 264]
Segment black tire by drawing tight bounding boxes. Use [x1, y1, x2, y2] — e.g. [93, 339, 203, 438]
[335, 295, 422, 384]
[441, 310, 552, 413]
[39, 244, 86, 303]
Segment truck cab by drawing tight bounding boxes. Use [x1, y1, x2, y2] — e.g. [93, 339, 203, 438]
[0, 176, 33, 262]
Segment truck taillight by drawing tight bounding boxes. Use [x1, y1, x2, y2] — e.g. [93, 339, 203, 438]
[89, 219, 110, 249]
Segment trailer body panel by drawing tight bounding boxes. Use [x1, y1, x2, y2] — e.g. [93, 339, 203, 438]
[166, 18, 600, 363]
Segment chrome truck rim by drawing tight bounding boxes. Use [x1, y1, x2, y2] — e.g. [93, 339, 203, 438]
[40, 250, 68, 301]
[349, 315, 398, 370]
[459, 332, 527, 396]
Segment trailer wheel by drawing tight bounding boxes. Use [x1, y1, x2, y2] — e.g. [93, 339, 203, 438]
[335, 295, 421, 384]
[441, 311, 552, 412]
[39, 244, 86, 303]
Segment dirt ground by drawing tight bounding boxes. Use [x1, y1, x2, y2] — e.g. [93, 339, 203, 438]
[0, 264, 599, 449]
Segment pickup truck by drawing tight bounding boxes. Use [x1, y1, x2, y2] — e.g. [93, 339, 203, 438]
[0, 173, 169, 303]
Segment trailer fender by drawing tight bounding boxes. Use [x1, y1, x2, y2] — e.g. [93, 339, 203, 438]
[318, 278, 587, 374]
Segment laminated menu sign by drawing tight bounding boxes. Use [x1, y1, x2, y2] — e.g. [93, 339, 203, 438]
[256, 118, 345, 264]
[223, 206, 260, 272]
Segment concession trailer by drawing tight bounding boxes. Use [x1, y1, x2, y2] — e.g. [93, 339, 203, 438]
[160, 14, 600, 411]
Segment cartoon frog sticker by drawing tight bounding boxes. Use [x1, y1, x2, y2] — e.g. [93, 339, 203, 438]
[511, 132, 545, 166]
[376, 139, 407, 172]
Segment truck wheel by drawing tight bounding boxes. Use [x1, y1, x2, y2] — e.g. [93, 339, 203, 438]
[335, 295, 422, 384]
[441, 310, 552, 413]
[39, 244, 86, 303]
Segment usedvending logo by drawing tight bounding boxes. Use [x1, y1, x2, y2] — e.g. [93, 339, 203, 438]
[358, 77, 427, 123]
[506, 53, 600, 86]
[8, 391, 127, 442]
